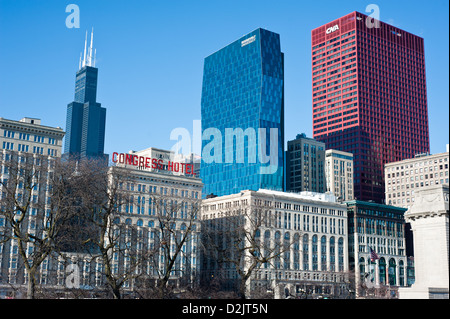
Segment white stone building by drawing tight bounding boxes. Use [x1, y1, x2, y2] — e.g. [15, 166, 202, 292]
[325, 149, 354, 202]
[0, 117, 65, 157]
[385, 151, 449, 209]
[201, 189, 350, 299]
[0, 148, 203, 298]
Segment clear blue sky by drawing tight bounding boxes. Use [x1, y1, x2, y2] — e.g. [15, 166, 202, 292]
[0, 0, 448, 156]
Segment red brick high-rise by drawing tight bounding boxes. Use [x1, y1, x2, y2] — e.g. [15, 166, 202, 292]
[312, 11, 430, 203]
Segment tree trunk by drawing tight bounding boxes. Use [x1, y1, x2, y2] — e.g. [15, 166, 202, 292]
[238, 277, 248, 299]
[27, 271, 36, 299]
[112, 286, 121, 299]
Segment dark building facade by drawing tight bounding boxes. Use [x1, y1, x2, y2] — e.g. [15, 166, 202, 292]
[64, 30, 107, 161]
[346, 200, 411, 297]
[311, 12, 430, 202]
[285, 133, 326, 193]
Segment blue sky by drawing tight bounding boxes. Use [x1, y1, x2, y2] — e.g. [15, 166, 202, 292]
[0, 0, 448, 156]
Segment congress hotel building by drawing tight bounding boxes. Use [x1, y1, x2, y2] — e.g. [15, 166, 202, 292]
[311, 12, 430, 202]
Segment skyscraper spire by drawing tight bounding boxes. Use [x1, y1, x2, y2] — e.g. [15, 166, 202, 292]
[82, 30, 87, 68]
[88, 27, 94, 67]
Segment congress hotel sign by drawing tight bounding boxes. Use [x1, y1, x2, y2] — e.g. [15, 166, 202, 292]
[112, 152, 195, 175]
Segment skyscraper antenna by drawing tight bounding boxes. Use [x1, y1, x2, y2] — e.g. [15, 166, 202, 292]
[82, 30, 87, 68]
[79, 28, 96, 69]
[88, 28, 94, 66]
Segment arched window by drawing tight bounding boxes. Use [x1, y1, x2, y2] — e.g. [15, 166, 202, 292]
[274, 231, 281, 269]
[388, 258, 396, 286]
[359, 257, 366, 281]
[275, 231, 281, 240]
[137, 219, 143, 227]
[293, 233, 300, 270]
[312, 235, 318, 270]
[329, 236, 335, 271]
[399, 260, 405, 286]
[338, 237, 344, 271]
[263, 230, 271, 269]
[379, 258, 386, 284]
[125, 218, 132, 225]
[283, 232, 290, 269]
[148, 220, 155, 228]
[320, 236, 327, 271]
[303, 234, 309, 270]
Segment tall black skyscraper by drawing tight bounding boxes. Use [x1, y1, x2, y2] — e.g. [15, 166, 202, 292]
[64, 29, 107, 161]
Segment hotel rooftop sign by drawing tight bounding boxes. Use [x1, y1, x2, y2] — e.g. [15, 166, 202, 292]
[112, 152, 195, 175]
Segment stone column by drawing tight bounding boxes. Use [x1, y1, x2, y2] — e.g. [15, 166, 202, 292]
[399, 185, 449, 298]
[395, 259, 400, 286]
[375, 259, 380, 286]
[326, 236, 331, 271]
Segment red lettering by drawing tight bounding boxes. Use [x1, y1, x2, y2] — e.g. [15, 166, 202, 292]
[125, 154, 133, 165]
[112, 152, 196, 176]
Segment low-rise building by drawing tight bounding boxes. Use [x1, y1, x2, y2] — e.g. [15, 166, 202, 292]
[1, 117, 65, 157]
[0, 145, 203, 298]
[346, 200, 409, 298]
[201, 189, 350, 299]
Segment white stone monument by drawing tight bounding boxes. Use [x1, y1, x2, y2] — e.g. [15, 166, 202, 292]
[399, 184, 449, 299]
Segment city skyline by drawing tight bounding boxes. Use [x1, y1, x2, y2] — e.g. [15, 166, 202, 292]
[0, 0, 448, 159]
[0, 1, 448, 301]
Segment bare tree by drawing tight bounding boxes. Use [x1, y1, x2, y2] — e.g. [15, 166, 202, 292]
[71, 162, 145, 299]
[140, 192, 201, 299]
[0, 152, 82, 299]
[201, 200, 298, 299]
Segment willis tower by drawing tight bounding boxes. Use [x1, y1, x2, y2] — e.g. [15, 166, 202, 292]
[64, 29, 107, 162]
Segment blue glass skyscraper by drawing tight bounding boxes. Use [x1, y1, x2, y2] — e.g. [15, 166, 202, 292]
[64, 30, 107, 161]
[201, 28, 284, 197]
